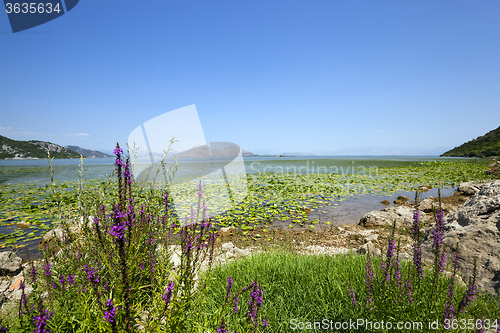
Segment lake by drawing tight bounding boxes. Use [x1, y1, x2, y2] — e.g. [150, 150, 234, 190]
[0, 155, 462, 260]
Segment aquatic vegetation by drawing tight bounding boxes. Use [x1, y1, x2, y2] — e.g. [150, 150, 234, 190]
[0, 159, 496, 249]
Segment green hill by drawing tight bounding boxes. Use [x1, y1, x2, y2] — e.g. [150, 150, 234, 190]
[441, 126, 500, 157]
[0, 135, 81, 159]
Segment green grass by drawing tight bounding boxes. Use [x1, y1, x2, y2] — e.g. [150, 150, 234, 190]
[199, 250, 500, 333]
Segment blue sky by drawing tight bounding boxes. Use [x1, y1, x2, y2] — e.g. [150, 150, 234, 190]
[1, 0, 499, 155]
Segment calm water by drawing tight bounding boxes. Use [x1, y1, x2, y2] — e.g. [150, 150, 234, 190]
[0, 155, 462, 184]
[1, 155, 460, 260]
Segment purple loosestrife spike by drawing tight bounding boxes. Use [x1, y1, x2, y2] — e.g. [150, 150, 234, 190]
[458, 276, 477, 314]
[103, 299, 118, 323]
[246, 281, 263, 326]
[405, 279, 414, 305]
[226, 276, 234, 300]
[413, 244, 425, 280]
[382, 238, 396, 281]
[234, 296, 239, 313]
[444, 253, 460, 322]
[438, 250, 447, 273]
[32, 309, 54, 333]
[67, 274, 75, 286]
[262, 318, 269, 328]
[412, 209, 425, 280]
[412, 209, 420, 240]
[394, 257, 402, 287]
[475, 319, 485, 333]
[43, 263, 52, 277]
[0, 324, 7, 332]
[162, 282, 175, 307]
[349, 286, 358, 307]
[217, 317, 229, 333]
[31, 265, 37, 283]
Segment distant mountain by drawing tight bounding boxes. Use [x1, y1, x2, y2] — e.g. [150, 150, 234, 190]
[281, 152, 315, 157]
[0, 135, 80, 159]
[174, 145, 258, 158]
[441, 126, 500, 157]
[65, 145, 113, 158]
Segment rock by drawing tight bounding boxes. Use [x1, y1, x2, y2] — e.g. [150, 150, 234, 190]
[380, 200, 390, 206]
[418, 185, 432, 192]
[155, 245, 181, 268]
[365, 234, 379, 242]
[37, 226, 79, 252]
[0, 251, 22, 276]
[227, 247, 249, 259]
[457, 181, 488, 196]
[357, 241, 381, 256]
[421, 180, 500, 295]
[418, 197, 435, 213]
[219, 227, 235, 238]
[359, 206, 429, 229]
[394, 195, 410, 205]
[16, 222, 30, 229]
[8, 276, 23, 291]
[397, 195, 410, 202]
[221, 242, 235, 252]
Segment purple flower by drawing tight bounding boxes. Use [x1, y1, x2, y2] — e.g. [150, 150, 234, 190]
[32, 309, 54, 333]
[67, 274, 75, 286]
[109, 224, 126, 239]
[349, 286, 358, 307]
[217, 317, 228, 333]
[123, 161, 133, 185]
[438, 250, 448, 274]
[458, 274, 477, 314]
[162, 282, 175, 307]
[405, 279, 414, 305]
[262, 318, 269, 328]
[59, 274, 65, 285]
[43, 263, 52, 278]
[113, 147, 123, 156]
[246, 281, 263, 326]
[394, 257, 402, 287]
[103, 299, 118, 323]
[412, 209, 425, 280]
[382, 238, 396, 281]
[31, 265, 37, 283]
[83, 265, 99, 284]
[444, 253, 460, 322]
[234, 296, 239, 313]
[226, 276, 233, 300]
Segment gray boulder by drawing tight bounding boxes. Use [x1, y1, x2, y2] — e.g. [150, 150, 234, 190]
[457, 181, 489, 196]
[421, 180, 500, 295]
[0, 252, 22, 276]
[357, 241, 381, 256]
[359, 206, 429, 228]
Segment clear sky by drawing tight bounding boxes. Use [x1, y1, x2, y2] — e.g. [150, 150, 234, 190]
[1, 0, 499, 155]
